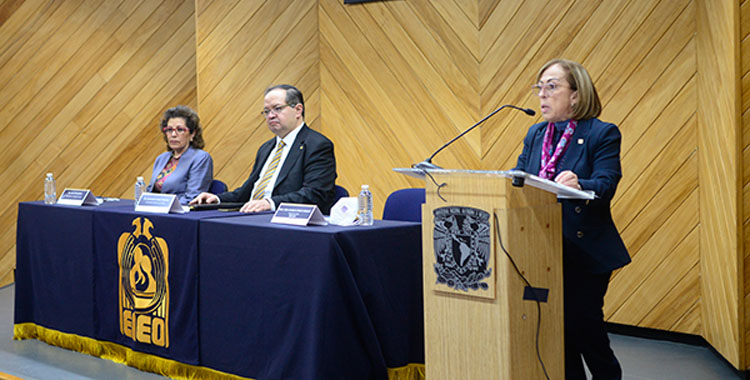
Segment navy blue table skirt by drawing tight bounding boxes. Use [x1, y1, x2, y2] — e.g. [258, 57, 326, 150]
[198, 214, 424, 380]
[15, 201, 241, 365]
[15, 202, 424, 380]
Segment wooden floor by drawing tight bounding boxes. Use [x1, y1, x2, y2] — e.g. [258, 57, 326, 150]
[0, 284, 742, 380]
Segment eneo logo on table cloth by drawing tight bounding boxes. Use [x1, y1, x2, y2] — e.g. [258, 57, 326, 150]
[117, 217, 170, 348]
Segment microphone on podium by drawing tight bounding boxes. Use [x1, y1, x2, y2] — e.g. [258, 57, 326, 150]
[413, 104, 536, 170]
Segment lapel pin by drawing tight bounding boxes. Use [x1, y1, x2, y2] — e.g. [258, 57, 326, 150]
[577, 138, 584, 145]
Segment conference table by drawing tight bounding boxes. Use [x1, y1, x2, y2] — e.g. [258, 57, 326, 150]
[14, 201, 424, 380]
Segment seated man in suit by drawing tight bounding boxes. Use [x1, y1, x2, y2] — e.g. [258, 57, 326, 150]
[189, 84, 337, 213]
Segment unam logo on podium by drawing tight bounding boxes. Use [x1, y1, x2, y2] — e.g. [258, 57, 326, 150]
[432, 206, 494, 299]
[117, 217, 170, 347]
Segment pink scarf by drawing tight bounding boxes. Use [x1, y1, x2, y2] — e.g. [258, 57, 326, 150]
[538, 120, 576, 179]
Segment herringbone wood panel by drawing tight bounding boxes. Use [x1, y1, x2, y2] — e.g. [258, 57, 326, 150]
[0, 0, 197, 286]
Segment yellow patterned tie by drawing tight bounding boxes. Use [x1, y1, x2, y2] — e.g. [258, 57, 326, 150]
[252, 140, 286, 200]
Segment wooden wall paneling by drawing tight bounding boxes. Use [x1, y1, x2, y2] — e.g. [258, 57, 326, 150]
[611, 65, 696, 230]
[195, 0, 272, 105]
[0, 0, 68, 100]
[697, 0, 742, 368]
[0, 244, 15, 285]
[103, 63, 198, 199]
[0, 0, 196, 288]
[68, 1, 179, 130]
[57, 1, 195, 193]
[207, 31, 318, 190]
[196, 0, 318, 191]
[325, 0, 478, 161]
[487, 0, 697, 188]
[101, 1, 168, 78]
[0, 0, 129, 194]
[640, 263, 701, 334]
[489, 0, 692, 173]
[0, 2, 87, 153]
[566, 0, 658, 82]
[318, 41, 416, 195]
[428, 0, 478, 54]
[387, 2, 478, 122]
[596, 0, 694, 123]
[478, 0, 520, 59]
[613, 120, 698, 260]
[194, 1, 241, 48]
[328, 0, 478, 139]
[673, 301, 703, 335]
[0, 1, 120, 285]
[320, 1, 438, 199]
[744, 108, 750, 162]
[319, 0, 481, 210]
[477, 0, 502, 30]
[480, 0, 612, 117]
[479, 0, 573, 107]
[114, 0, 147, 19]
[742, 0, 750, 369]
[359, 1, 479, 160]
[34, 0, 194, 197]
[0, 0, 27, 28]
[610, 44, 697, 160]
[320, 64, 407, 196]
[607, 188, 699, 323]
[481, 0, 633, 171]
[616, 226, 699, 325]
[480, 0, 579, 169]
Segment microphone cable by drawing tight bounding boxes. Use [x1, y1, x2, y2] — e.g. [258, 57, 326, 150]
[493, 213, 550, 380]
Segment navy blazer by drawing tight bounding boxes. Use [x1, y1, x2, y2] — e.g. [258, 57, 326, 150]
[147, 147, 214, 205]
[218, 124, 337, 214]
[514, 118, 630, 273]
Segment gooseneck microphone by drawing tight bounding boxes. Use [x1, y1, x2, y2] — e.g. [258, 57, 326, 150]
[413, 104, 536, 170]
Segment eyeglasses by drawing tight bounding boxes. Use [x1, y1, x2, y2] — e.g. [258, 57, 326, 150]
[261, 104, 292, 118]
[162, 126, 190, 134]
[531, 82, 570, 96]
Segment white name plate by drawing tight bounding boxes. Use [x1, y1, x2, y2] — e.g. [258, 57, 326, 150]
[56, 188, 102, 206]
[135, 193, 188, 214]
[271, 203, 327, 226]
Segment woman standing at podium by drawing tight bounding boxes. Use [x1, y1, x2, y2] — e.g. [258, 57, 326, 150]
[514, 59, 631, 380]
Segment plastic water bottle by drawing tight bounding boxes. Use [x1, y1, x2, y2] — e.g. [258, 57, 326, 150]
[134, 176, 145, 208]
[43, 173, 56, 204]
[358, 185, 373, 226]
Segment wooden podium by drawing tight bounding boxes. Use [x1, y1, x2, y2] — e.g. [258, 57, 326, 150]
[396, 168, 594, 380]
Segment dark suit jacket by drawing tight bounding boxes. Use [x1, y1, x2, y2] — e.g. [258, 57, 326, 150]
[218, 124, 337, 214]
[514, 118, 630, 273]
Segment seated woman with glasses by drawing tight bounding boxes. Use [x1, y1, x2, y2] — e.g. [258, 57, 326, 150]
[146, 105, 213, 205]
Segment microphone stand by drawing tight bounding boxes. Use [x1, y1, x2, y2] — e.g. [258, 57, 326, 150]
[413, 105, 535, 170]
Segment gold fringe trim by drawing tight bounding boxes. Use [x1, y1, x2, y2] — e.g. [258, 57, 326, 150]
[387, 363, 426, 380]
[0, 370, 25, 380]
[15, 323, 426, 380]
[14, 323, 250, 380]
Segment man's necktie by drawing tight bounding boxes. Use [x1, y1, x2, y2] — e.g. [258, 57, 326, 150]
[252, 141, 285, 200]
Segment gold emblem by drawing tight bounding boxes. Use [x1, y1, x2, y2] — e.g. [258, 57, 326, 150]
[117, 217, 169, 347]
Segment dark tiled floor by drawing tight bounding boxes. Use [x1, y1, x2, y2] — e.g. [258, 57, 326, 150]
[609, 333, 742, 379]
[1, 284, 743, 379]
